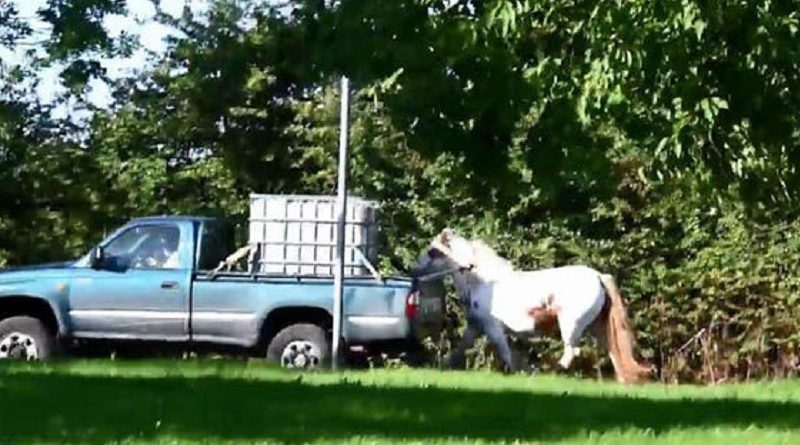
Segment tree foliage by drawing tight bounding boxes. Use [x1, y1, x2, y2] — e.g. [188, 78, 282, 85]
[2, 0, 800, 381]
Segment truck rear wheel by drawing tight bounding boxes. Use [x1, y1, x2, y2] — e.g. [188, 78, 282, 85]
[266, 323, 330, 369]
[0, 316, 57, 361]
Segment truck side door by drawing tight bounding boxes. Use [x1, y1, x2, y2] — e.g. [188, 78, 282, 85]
[68, 222, 192, 340]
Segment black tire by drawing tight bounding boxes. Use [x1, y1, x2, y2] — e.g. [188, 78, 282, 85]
[266, 323, 330, 369]
[0, 316, 57, 361]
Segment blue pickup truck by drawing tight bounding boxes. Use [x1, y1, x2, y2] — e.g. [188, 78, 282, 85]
[0, 216, 444, 367]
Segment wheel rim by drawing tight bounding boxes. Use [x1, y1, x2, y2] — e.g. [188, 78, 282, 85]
[0, 332, 39, 361]
[280, 340, 321, 369]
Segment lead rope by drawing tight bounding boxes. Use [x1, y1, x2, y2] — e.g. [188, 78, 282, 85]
[415, 264, 476, 310]
[415, 264, 474, 282]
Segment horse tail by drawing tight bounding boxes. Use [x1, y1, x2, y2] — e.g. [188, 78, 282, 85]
[598, 274, 651, 384]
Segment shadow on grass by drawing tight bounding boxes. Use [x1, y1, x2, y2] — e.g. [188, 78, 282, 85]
[0, 368, 798, 443]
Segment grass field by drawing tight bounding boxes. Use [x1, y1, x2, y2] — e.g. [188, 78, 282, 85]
[0, 360, 799, 444]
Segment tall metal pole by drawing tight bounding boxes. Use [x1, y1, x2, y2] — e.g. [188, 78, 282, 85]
[332, 76, 350, 370]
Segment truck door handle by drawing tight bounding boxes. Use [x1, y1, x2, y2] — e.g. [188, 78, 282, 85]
[161, 281, 179, 289]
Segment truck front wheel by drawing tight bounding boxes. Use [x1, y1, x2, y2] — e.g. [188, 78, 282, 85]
[0, 316, 57, 361]
[266, 323, 330, 369]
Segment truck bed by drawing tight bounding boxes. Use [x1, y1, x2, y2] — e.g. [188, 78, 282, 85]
[190, 271, 427, 347]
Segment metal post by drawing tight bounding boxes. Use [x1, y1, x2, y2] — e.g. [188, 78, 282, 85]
[332, 76, 350, 370]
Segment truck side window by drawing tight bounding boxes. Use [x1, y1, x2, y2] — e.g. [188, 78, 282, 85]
[105, 225, 181, 270]
[197, 221, 232, 271]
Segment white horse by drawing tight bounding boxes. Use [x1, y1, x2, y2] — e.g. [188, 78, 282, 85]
[414, 228, 650, 384]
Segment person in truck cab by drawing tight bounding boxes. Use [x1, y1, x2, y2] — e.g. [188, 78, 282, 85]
[159, 231, 180, 269]
[140, 230, 180, 269]
[110, 226, 180, 269]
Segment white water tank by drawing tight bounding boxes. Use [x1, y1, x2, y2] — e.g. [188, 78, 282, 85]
[248, 194, 380, 276]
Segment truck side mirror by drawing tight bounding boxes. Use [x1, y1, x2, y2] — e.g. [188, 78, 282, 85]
[90, 246, 105, 270]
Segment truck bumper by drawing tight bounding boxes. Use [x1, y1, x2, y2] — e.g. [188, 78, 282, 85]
[345, 315, 410, 343]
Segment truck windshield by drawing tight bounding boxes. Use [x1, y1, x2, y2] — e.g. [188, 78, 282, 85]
[104, 225, 181, 269]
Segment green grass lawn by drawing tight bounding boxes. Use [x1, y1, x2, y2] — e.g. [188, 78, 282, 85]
[0, 360, 798, 444]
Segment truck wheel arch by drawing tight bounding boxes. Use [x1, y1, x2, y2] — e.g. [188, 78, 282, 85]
[0, 296, 62, 339]
[259, 306, 332, 348]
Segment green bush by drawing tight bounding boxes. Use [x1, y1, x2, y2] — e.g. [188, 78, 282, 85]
[381, 172, 800, 383]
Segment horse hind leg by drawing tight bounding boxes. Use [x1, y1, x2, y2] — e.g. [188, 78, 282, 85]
[558, 281, 608, 369]
[589, 316, 608, 350]
[588, 315, 621, 374]
[557, 315, 586, 369]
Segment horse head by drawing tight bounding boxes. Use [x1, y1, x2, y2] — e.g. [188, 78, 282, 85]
[411, 228, 476, 277]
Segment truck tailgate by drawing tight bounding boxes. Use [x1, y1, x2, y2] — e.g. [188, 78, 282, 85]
[409, 277, 446, 342]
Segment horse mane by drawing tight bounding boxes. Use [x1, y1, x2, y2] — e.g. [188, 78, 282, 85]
[469, 238, 515, 272]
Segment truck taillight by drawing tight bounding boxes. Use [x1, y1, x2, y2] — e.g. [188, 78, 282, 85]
[405, 291, 420, 318]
